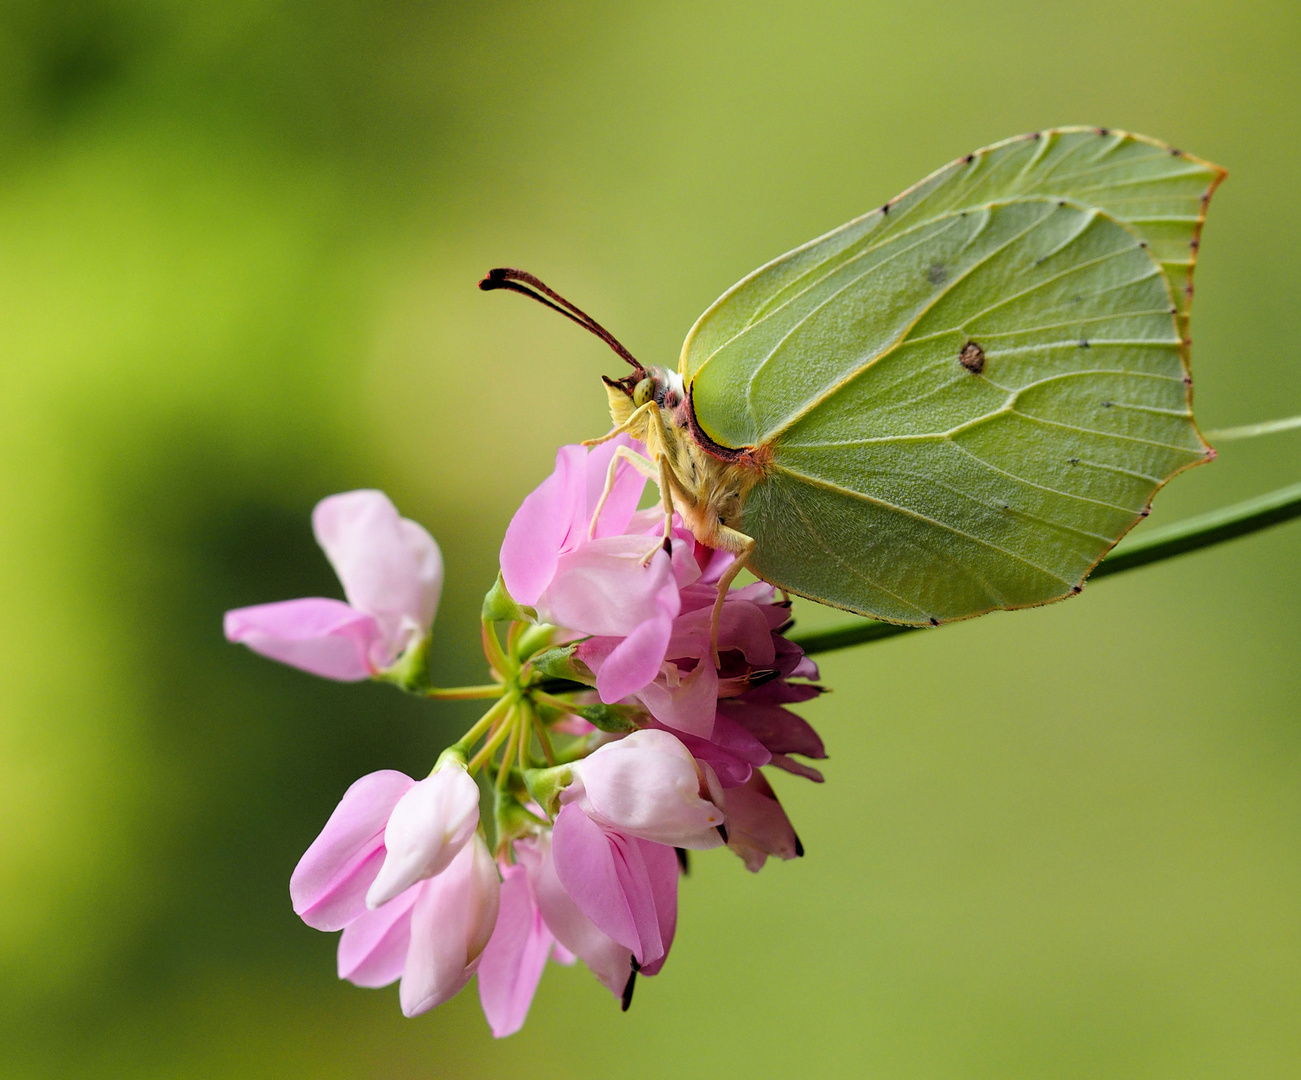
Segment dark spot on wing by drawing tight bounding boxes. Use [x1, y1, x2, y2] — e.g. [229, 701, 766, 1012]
[1095, 127, 1110, 136]
[1071, 584, 1083, 594]
[964, 152, 976, 164]
[1079, 339, 1090, 349]
[1068, 457, 1080, 466]
[959, 340, 985, 375]
[927, 263, 947, 285]
[928, 617, 940, 627]
[1101, 400, 1114, 408]
[880, 203, 890, 215]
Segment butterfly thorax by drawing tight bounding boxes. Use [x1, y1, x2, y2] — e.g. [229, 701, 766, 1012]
[603, 365, 766, 553]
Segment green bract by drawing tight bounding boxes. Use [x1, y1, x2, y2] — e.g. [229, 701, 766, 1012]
[681, 128, 1224, 624]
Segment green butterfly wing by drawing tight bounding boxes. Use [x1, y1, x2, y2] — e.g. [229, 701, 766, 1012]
[680, 128, 1224, 624]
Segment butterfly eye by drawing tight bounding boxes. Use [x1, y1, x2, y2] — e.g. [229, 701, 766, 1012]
[632, 377, 655, 407]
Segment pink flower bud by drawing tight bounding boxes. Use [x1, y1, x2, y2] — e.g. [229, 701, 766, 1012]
[366, 762, 480, 909]
[565, 729, 724, 850]
[290, 770, 415, 931]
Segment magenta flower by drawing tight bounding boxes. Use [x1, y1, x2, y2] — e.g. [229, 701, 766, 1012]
[563, 729, 725, 849]
[224, 490, 443, 680]
[500, 438, 699, 702]
[339, 834, 501, 1016]
[721, 770, 802, 872]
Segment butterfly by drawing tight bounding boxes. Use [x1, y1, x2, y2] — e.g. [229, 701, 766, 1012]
[483, 127, 1224, 635]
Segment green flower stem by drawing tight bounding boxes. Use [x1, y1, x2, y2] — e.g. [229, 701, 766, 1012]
[467, 701, 519, 775]
[424, 684, 506, 701]
[530, 690, 585, 715]
[790, 478, 1301, 657]
[451, 693, 516, 758]
[497, 723, 521, 791]
[518, 698, 535, 774]
[530, 702, 557, 766]
[481, 617, 515, 681]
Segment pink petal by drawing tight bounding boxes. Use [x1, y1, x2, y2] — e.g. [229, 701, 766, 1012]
[224, 598, 383, 681]
[717, 701, 826, 759]
[636, 660, 719, 738]
[500, 445, 586, 605]
[770, 754, 825, 783]
[569, 729, 724, 848]
[312, 491, 443, 658]
[724, 770, 801, 872]
[542, 537, 679, 638]
[517, 833, 633, 999]
[631, 838, 679, 977]
[605, 830, 666, 967]
[477, 864, 554, 1038]
[400, 838, 500, 1017]
[551, 803, 639, 955]
[337, 884, 420, 987]
[742, 679, 824, 706]
[589, 618, 671, 704]
[291, 770, 415, 930]
[666, 601, 775, 668]
[366, 765, 480, 909]
[552, 806, 673, 969]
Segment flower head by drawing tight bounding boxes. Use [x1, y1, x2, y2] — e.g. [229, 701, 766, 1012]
[257, 440, 828, 1038]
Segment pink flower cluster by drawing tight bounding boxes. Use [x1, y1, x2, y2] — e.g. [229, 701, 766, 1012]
[224, 436, 826, 1036]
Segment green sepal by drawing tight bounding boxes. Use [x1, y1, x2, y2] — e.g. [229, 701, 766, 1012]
[433, 746, 468, 774]
[375, 632, 433, 694]
[482, 573, 536, 624]
[514, 622, 560, 663]
[523, 764, 574, 820]
[528, 644, 595, 686]
[564, 701, 643, 733]
[492, 787, 547, 845]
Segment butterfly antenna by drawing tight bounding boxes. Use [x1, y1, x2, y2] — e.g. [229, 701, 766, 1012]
[478, 267, 642, 370]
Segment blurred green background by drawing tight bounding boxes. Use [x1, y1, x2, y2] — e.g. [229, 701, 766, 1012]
[2, 1, 1298, 1076]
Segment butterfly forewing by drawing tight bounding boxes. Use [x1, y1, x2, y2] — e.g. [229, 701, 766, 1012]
[679, 128, 1223, 623]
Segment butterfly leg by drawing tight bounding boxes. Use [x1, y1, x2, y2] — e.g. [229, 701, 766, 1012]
[588, 445, 659, 540]
[581, 402, 655, 448]
[706, 526, 757, 667]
